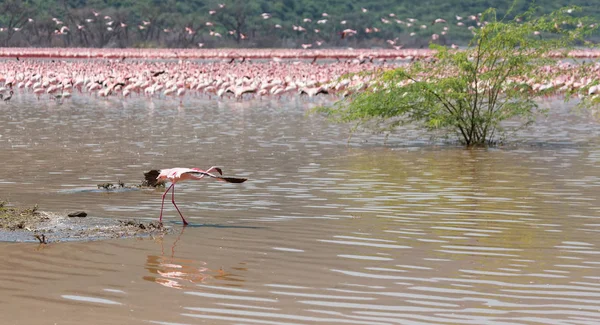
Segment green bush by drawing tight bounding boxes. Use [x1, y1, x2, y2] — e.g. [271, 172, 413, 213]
[316, 6, 597, 146]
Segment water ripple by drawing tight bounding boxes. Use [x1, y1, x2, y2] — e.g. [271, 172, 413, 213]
[1, 97, 600, 324]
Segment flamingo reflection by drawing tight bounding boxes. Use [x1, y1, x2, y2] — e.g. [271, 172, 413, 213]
[143, 227, 244, 289]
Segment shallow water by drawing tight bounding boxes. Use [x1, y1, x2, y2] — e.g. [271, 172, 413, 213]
[1, 93, 600, 324]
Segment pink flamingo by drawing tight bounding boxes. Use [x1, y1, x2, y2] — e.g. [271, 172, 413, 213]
[153, 167, 247, 225]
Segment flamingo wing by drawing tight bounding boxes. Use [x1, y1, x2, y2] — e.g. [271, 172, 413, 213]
[191, 166, 223, 175]
[149, 167, 246, 184]
[184, 170, 247, 183]
[214, 175, 248, 183]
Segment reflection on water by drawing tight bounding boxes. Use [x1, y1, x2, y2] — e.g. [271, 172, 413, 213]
[144, 254, 210, 289]
[143, 228, 245, 290]
[0, 93, 600, 324]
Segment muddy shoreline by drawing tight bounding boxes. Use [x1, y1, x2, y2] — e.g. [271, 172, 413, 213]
[0, 202, 172, 243]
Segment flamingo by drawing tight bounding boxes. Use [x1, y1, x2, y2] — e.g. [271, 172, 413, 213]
[340, 29, 357, 39]
[176, 87, 186, 102]
[151, 167, 247, 225]
[33, 88, 44, 99]
[299, 86, 328, 97]
[238, 85, 258, 98]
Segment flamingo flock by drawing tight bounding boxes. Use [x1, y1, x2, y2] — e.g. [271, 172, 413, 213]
[368, 59, 600, 103]
[0, 52, 399, 101]
[1, 48, 600, 102]
[3, 48, 600, 61]
[0, 48, 434, 60]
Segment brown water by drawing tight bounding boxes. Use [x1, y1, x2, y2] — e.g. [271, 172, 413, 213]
[1, 93, 600, 324]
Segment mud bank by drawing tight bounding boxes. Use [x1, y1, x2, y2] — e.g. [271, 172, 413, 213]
[0, 203, 172, 243]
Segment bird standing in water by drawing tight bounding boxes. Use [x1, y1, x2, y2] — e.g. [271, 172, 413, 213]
[148, 167, 247, 225]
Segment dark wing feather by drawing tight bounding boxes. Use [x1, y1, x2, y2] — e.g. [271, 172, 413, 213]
[188, 171, 247, 183]
[217, 176, 247, 183]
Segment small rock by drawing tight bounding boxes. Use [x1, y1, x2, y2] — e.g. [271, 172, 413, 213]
[68, 211, 87, 218]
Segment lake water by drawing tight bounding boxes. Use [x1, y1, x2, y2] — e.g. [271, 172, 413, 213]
[1, 93, 600, 324]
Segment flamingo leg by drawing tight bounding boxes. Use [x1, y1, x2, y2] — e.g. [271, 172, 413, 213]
[170, 184, 189, 225]
[159, 183, 174, 223]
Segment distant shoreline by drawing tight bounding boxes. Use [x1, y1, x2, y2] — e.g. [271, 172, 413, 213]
[1, 48, 598, 60]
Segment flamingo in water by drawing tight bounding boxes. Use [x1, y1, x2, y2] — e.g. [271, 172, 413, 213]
[148, 167, 247, 225]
